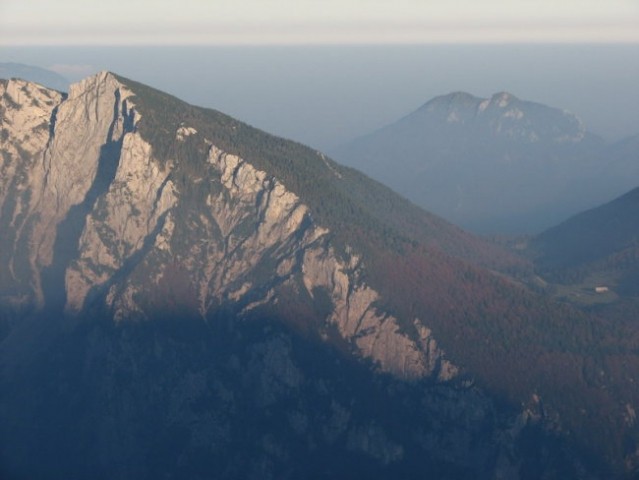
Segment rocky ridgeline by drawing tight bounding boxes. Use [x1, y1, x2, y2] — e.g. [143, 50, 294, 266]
[0, 72, 455, 382]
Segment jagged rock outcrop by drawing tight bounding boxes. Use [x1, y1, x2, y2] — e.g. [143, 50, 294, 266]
[1, 79, 63, 307]
[1, 73, 139, 309]
[65, 131, 177, 313]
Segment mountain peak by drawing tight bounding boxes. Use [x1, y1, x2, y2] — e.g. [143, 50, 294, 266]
[421, 91, 521, 112]
[420, 91, 481, 111]
[489, 91, 518, 107]
[442, 91, 479, 102]
[332, 89, 605, 233]
[67, 70, 121, 99]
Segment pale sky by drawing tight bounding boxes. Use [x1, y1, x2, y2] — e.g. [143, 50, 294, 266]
[1, 0, 638, 45]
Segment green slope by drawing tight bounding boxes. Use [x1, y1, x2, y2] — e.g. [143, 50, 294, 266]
[532, 187, 639, 295]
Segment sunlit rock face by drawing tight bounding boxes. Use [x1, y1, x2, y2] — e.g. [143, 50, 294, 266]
[1, 73, 136, 309]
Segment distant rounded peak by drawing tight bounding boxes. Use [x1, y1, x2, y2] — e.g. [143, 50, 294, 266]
[444, 91, 480, 102]
[419, 91, 483, 113]
[434, 91, 480, 104]
[489, 91, 519, 108]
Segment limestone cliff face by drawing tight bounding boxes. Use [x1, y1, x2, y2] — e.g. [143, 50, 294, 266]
[0, 79, 63, 308]
[65, 131, 176, 313]
[0, 73, 456, 382]
[1, 73, 137, 308]
[105, 141, 454, 380]
[0, 79, 62, 212]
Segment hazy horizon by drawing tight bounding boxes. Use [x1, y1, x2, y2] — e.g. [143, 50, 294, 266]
[2, 45, 637, 150]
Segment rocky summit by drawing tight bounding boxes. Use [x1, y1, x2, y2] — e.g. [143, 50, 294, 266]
[0, 73, 637, 479]
[330, 91, 617, 233]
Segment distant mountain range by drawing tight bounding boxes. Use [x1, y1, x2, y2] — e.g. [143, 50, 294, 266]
[331, 91, 637, 234]
[0, 62, 69, 92]
[1, 73, 638, 478]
